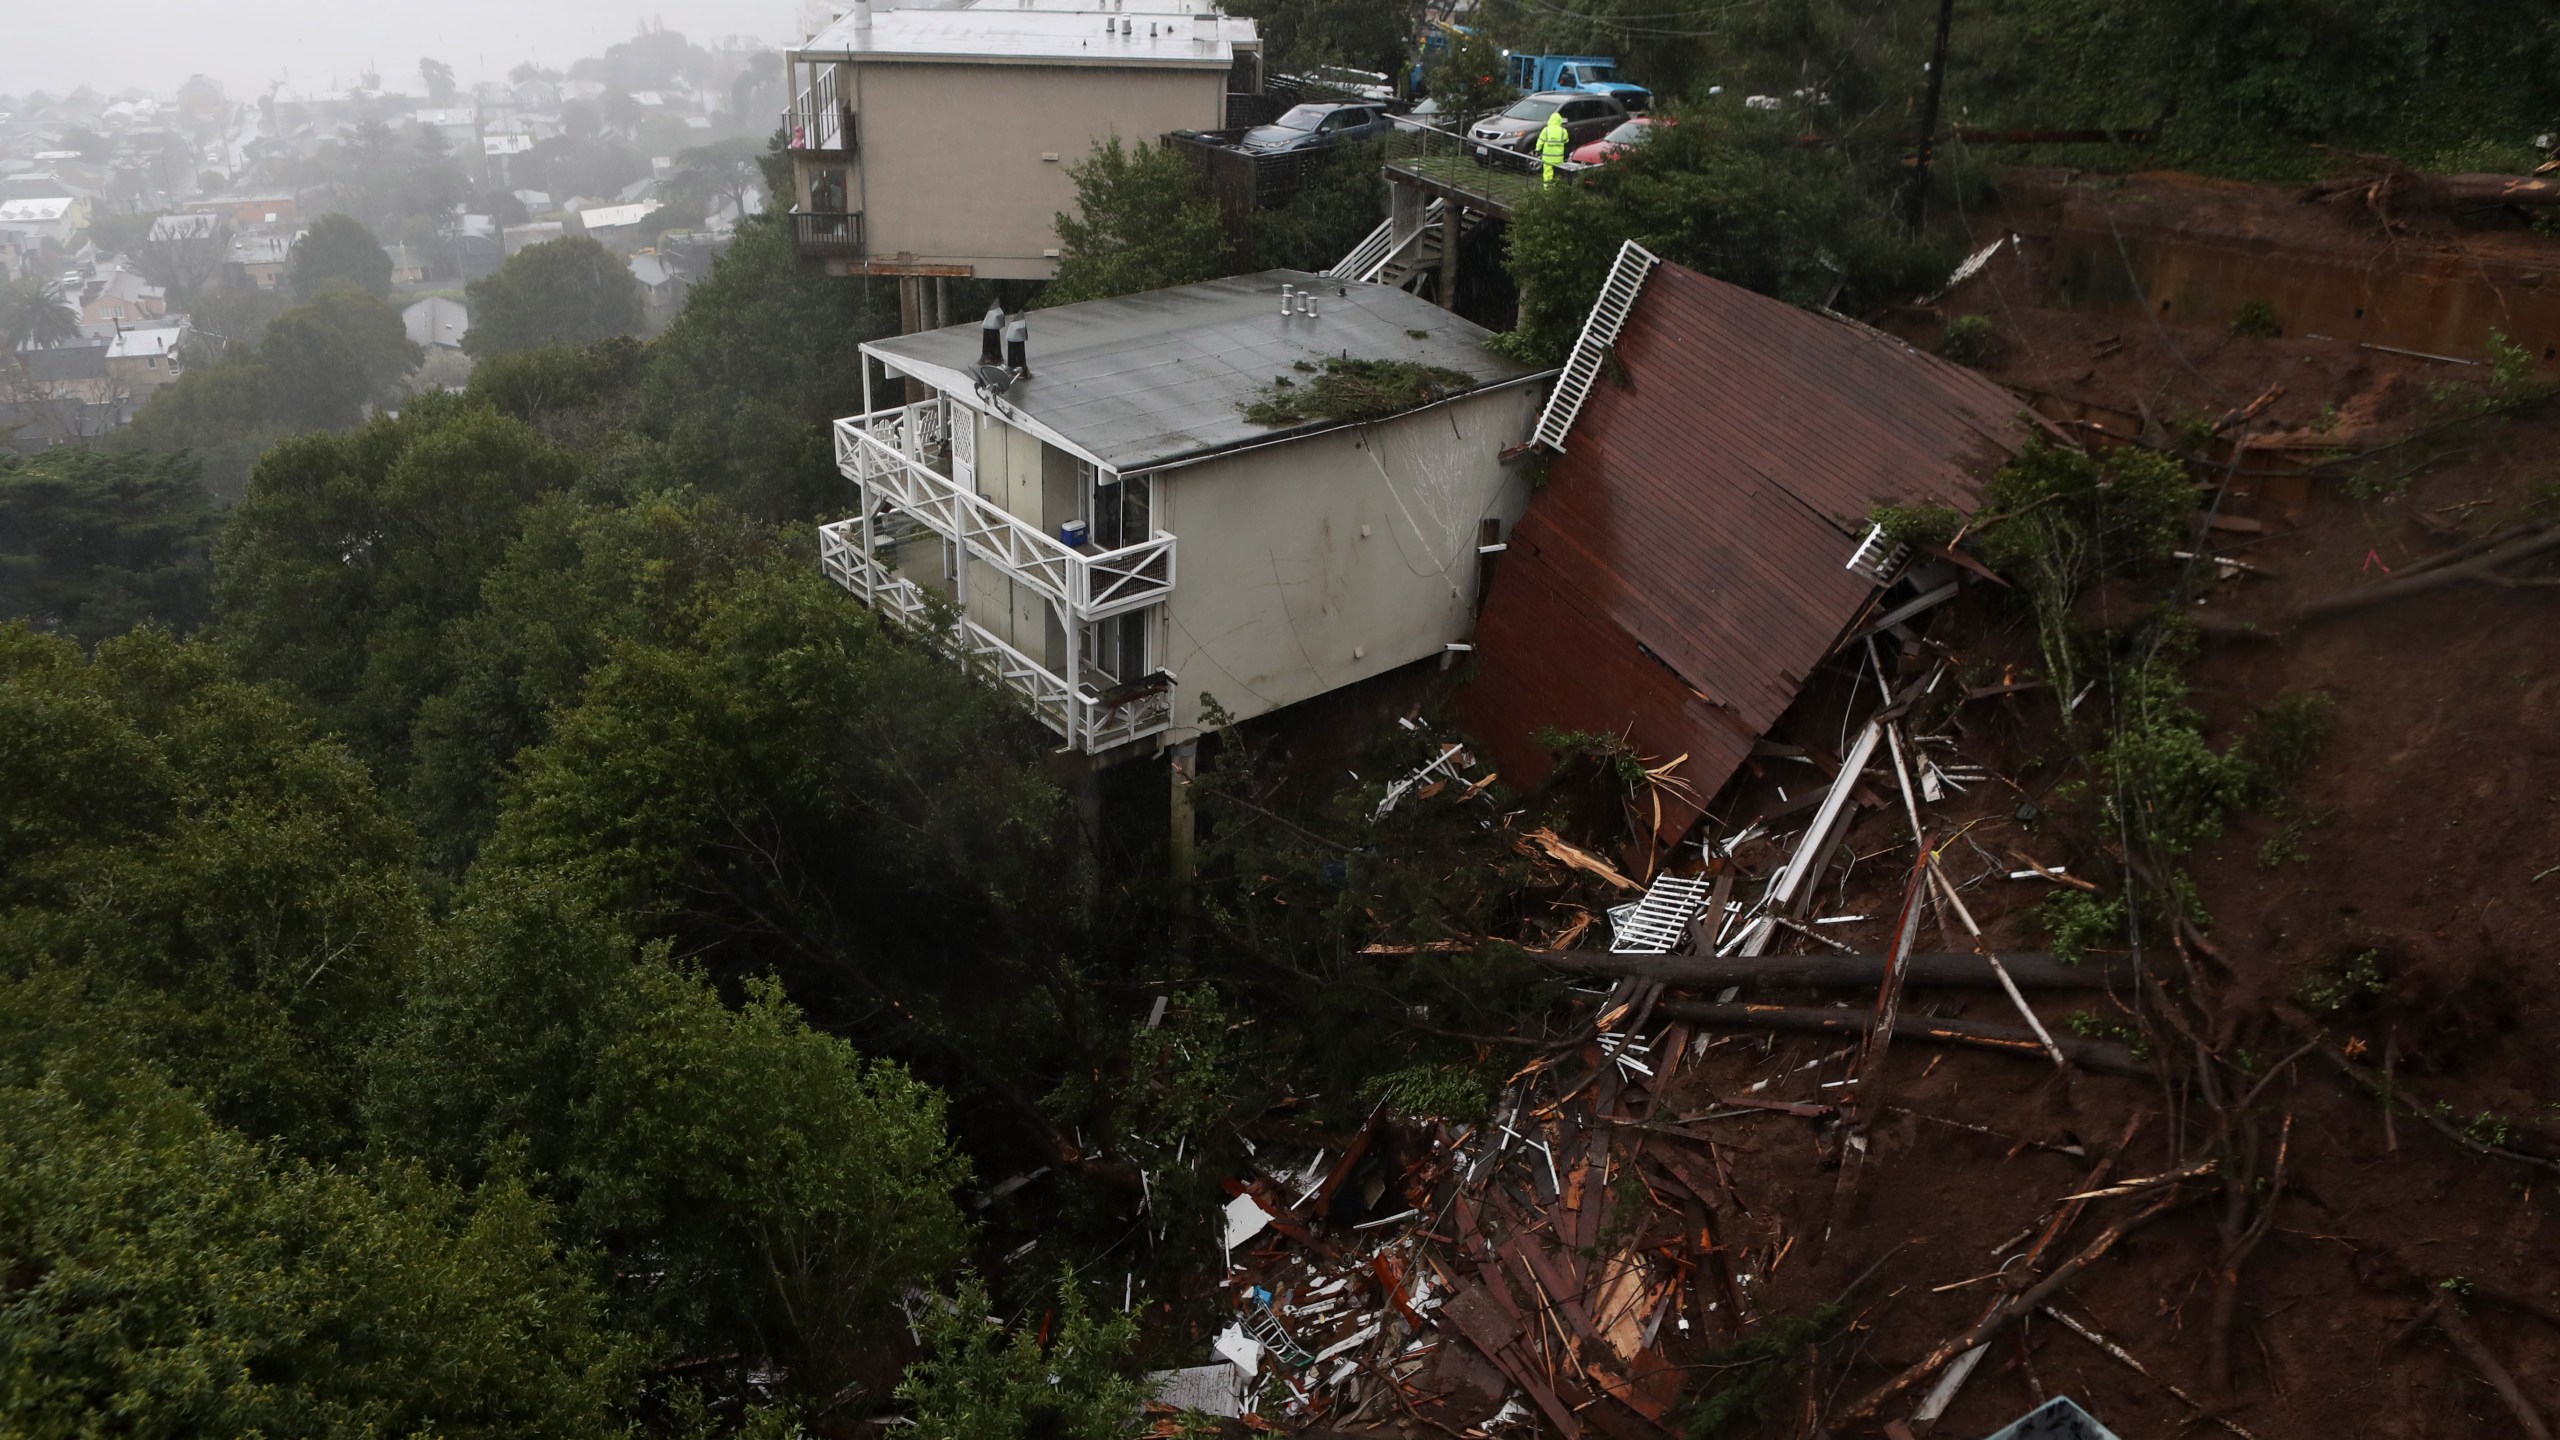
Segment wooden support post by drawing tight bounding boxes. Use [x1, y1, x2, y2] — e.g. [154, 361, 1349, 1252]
[1169, 740, 1200, 885]
[1437, 203, 1461, 309]
[1905, 0, 1956, 233]
[896, 265, 928, 401]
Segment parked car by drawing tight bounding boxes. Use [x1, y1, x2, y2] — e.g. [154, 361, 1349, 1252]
[1570, 115, 1671, 165]
[1238, 102, 1396, 153]
[1467, 90, 1628, 159]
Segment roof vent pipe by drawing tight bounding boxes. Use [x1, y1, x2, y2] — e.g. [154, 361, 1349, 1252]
[1122, 18, 1133, 35]
[980, 305, 1005, 366]
[1005, 316, 1031, 379]
[853, 0, 871, 31]
[1306, 295, 1319, 318]
[1279, 283, 1293, 315]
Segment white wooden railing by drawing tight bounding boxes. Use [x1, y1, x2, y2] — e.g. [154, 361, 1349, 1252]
[834, 408, 1175, 621]
[818, 519, 1175, 752]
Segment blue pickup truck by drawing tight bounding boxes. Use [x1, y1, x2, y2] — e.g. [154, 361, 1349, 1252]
[1501, 53, 1651, 115]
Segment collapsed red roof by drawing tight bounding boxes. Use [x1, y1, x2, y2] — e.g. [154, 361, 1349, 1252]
[1462, 260, 2032, 838]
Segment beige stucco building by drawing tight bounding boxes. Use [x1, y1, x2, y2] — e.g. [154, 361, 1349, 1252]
[819, 271, 1552, 756]
[782, 0, 1258, 281]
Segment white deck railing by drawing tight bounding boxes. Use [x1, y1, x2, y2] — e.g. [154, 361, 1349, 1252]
[834, 408, 1174, 621]
[819, 520, 1175, 752]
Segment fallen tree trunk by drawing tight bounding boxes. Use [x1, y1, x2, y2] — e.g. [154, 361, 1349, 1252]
[2302, 164, 2560, 216]
[1655, 1001, 2146, 1077]
[1534, 949, 2132, 992]
[2197, 523, 2560, 640]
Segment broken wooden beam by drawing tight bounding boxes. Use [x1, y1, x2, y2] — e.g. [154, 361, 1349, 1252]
[1531, 950, 2132, 992]
[1654, 1002, 2147, 1077]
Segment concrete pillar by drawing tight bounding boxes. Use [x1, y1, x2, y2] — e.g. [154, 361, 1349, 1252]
[1168, 740, 1199, 884]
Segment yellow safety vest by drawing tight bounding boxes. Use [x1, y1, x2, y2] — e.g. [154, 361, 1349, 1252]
[1539, 115, 1570, 165]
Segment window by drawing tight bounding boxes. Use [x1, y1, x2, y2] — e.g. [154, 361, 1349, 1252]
[1502, 97, 1562, 122]
[1563, 99, 1603, 122]
[1086, 611, 1150, 686]
[1270, 104, 1331, 132]
[1087, 465, 1149, 550]
[808, 165, 847, 214]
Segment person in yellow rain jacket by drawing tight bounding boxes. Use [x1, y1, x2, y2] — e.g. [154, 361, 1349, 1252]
[1538, 109, 1569, 184]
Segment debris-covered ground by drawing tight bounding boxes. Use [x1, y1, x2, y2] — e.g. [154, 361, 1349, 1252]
[1154, 175, 2560, 1440]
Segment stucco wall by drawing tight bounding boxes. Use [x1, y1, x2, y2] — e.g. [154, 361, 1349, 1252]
[1153, 385, 1543, 738]
[820, 59, 1227, 280]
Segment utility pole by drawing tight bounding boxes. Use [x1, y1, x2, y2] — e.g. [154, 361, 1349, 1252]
[1905, 0, 1956, 234]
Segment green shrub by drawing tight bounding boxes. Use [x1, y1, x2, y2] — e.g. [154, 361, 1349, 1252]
[2239, 690, 2336, 804]
[1940, 313, 1997, 366]
[2296, 948, 2386, 1017]
[1870, 501, 1968, 555]
[2038, 889, 2126, 964]
[1357, 1059, 1495, 1120]
[1241, 357, 1475, 427]
[2230, 300, 2281, 338]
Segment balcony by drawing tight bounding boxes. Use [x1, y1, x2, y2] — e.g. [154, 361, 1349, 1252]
[792, 208, 865, 258]
[832, 408, 1174, 621]
[819, 522, 1174, 751]
[821, 406, 1179, 752]
[783, 105, 857, 156]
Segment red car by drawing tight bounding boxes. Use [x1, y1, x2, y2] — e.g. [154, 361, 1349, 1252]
[1570, 116, 1670, 165]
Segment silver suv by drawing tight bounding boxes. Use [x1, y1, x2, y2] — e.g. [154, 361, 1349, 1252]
[1468, 90, 1628, 158]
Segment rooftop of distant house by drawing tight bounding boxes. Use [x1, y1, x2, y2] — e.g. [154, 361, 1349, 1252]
[796, 5, 1258, 66]
[864, 270, 1543, 474]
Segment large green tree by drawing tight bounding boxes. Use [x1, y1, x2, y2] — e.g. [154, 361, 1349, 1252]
[122, 283, 420, 502]
[465, 236, 646, 357]
[0, 1028, 640, 1440]
[1040, 137, 1237, 308]
[0, 626, 424, 1153]
[0, 448, 222, 646]
[630, 212, 896, 521]
[213, 395, 582, 780]
[288, 212, 395, 301]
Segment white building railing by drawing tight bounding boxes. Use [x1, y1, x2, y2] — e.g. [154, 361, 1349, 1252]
[820, 473, 1176, 751]
[833, 408, 1175, 621]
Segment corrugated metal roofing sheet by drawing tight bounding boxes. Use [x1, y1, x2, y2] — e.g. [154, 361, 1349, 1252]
[1463, 262, 2031, 822]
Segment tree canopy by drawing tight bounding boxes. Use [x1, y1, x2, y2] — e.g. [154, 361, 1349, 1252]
[2, 275, 81, 353]
[0, 448, 222, 646]
[289, 212, 395, 301]
[122, 284, 421, 501]
[465, 236, 646, 358]
[1039, 137, 1237, 308]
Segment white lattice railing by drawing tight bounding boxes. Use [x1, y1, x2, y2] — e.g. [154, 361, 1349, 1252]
[818, 520, 1175, 751]
[834, 409, 1173, 621]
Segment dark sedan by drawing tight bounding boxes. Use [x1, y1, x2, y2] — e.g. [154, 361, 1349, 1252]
[1238, 102, 1396, 153]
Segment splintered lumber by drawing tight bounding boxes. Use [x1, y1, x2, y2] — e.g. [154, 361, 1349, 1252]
[1844, 1191, 2190, 1424]
[1925, 853, 2069, 1069]
[1850, 845, 1935, 1125]
[1656, 1002, 2146, 1078]
[1533, 950, 2130, 991]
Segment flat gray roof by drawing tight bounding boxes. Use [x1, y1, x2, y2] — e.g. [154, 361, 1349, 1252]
[797, 7, 1255, 67]
[865, 270, 1544, 473]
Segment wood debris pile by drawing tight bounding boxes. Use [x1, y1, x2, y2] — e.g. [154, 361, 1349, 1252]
[1198, 995, 1825, 1438]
